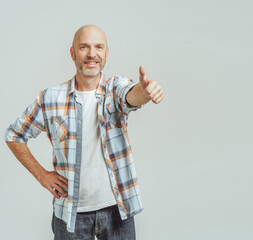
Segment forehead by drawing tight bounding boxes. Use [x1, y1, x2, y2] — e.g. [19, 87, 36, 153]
[74, 28, 107, 46]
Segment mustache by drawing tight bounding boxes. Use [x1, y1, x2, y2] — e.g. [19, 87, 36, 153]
[84, 59, 100, 62]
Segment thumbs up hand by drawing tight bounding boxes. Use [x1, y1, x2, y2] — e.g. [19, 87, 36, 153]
[139, 65, 164, 104]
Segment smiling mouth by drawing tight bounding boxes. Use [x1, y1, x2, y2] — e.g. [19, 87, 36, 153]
[84, 61, 99, 65]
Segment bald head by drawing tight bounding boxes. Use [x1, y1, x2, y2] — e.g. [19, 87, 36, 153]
[72, 25, 108, 50]
[70, 25, 109, 77]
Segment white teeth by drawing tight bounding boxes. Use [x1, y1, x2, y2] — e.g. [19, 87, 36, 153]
[86, 61, 97, 64]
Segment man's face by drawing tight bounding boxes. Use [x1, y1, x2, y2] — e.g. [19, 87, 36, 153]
[70, 28, 109, 77]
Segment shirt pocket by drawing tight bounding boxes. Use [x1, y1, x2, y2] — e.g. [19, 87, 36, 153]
[106, 102, 121, 128]
[50, 115, 68, 142]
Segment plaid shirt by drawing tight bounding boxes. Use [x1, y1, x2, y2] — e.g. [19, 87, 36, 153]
[4, 72, 145, 232]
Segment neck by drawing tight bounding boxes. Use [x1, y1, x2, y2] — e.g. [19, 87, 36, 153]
[75, 71, 101, 91]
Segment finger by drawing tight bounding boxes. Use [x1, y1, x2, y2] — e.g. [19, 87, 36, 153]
[150, 86, 162, 99]
[145, 81, 158, 95]
[55, 175, 68, 188]
[51, 173, 68, 197]
[153, 94, 164, 104]
[139, 66, 149, 86]
[55, 178, 68, 189]
[139, 65, 146, 81]
[49, 187, 61, 199]
[53, 184, 68, 197]
[56, 190, 68, 198]
[56, 174, 68, 186]
[152, 91, 163, 101]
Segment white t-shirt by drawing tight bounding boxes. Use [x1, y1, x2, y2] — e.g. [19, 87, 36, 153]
[74, 88, 116, 212]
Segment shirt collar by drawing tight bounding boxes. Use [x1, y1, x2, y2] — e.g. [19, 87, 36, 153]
[67, 71, 106, 98]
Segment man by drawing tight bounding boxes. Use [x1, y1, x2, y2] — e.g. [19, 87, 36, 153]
[5, 25, 164, 239]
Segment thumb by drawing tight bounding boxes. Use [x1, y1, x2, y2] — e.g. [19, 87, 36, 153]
[139, 65, 148, 85]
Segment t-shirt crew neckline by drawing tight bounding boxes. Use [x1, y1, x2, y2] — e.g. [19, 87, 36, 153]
[75, 88, 96, 94]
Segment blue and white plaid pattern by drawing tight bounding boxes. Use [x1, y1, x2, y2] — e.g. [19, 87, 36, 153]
[5, 72, 145, 232]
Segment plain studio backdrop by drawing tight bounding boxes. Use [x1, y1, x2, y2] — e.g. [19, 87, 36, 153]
[1, 0, 252, 239]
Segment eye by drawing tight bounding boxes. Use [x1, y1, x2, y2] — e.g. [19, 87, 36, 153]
[81, 45, 86, 49]
[97, 46, 103, 49]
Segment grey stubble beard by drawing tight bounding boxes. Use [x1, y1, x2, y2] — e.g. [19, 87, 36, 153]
[77, 66, 101, 76]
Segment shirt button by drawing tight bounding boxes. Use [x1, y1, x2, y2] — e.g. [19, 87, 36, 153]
[78, 119, 82, 123]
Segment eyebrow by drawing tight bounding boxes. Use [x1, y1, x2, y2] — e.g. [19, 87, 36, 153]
[79, 43, 105, 47]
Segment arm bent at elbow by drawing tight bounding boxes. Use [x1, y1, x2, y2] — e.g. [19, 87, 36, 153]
[5, 141, 68, 199]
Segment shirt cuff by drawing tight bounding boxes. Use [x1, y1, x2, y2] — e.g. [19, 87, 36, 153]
[122, 82, 145, 114]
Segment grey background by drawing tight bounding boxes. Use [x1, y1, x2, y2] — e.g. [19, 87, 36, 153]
[1, 0, 252, 239]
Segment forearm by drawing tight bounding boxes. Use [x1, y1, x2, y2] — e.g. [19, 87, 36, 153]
[126, 83, 150, 107]
[6, 142, 47, 183]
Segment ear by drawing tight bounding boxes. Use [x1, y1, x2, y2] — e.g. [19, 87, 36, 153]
[105, 47, 109, 61]
[70, 46, 75, 61]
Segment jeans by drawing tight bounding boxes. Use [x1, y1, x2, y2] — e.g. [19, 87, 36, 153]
[51, 204, 136, 240]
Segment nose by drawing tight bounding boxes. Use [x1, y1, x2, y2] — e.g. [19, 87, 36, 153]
[87, 46, 96, 58]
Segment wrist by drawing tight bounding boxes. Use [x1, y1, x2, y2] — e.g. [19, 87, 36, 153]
[36, 168, 47, 183]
